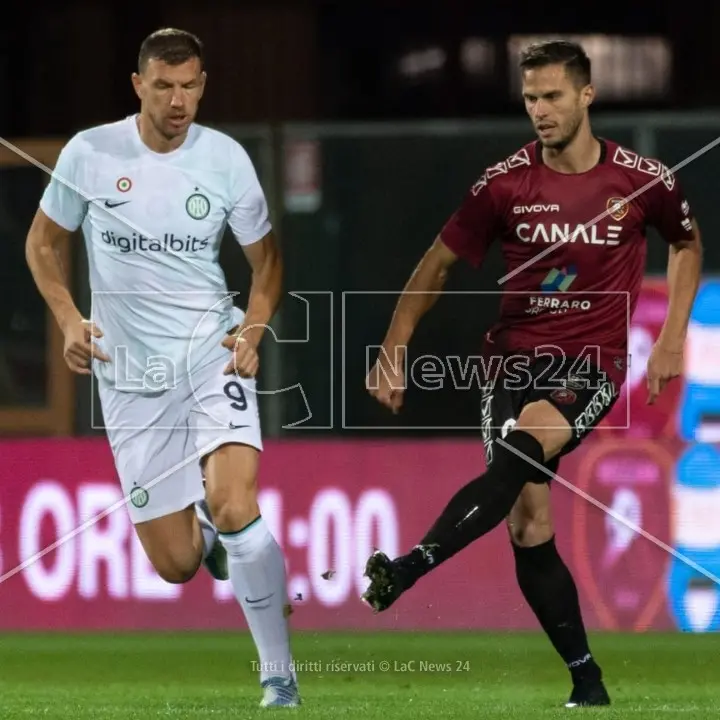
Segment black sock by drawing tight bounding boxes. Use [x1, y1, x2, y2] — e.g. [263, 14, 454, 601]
[512, 536, 601, 683]
[398, 430, 545, 584]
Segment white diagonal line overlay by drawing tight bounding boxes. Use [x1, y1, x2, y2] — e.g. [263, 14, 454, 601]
[1, 136, 157, 239]
[0, 442, 219, 587]
[0, 135, 219, 281]
[0, 137, 283, 586]
[4, 136, 256, 420]
[498, 134, 720, 285]
[496, 436, 720, 586]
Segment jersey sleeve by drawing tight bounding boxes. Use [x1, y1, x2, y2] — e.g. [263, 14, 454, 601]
[643, 164, 695, 244]
[39, 135, 89, 232]
[439, 173, 501, 267]
[227, 143, 272, 246]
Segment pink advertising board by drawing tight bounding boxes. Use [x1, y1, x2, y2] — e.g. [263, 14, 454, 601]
[0, 433, 679, 632]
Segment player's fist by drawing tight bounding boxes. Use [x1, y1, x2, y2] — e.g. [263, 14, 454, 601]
[62, 318, 110, 375]
[222, 333, 259, 377]
[646, 341, 683, 405]
[366, 348, 406, 414]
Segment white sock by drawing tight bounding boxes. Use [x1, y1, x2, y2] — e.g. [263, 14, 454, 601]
[219, 517, 294, 683]
[194, 501, 218, 559]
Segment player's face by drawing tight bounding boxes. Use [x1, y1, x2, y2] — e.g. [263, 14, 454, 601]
[133, 57, 206, 140]
[522, 64, 592, 149]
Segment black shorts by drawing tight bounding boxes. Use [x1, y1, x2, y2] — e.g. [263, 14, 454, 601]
[480, 354, 620, 481]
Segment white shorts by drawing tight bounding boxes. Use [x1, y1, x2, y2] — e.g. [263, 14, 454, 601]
[98, 354, 263, 524]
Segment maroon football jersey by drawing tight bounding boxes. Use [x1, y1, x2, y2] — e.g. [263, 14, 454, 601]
[441, 138, 695, 387]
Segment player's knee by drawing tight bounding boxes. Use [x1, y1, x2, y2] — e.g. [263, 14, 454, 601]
[134, 511, 202, 584]
[205, 474, 259, 532]
[156, 565, 197, 584]
[516, 401, 572, 459]
[149, 552, 201, 584]
[506, 483, 554, 547]
[210, 496, 260, 534]
[507, 513, 554, 547]
[204, 443, 260, 532]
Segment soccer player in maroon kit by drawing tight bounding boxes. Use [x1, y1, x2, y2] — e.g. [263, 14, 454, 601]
[362, 41, 703, 707]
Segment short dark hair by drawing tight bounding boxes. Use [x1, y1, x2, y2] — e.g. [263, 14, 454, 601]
[519, 40, 591, 86]
[138, 28, 204, 72]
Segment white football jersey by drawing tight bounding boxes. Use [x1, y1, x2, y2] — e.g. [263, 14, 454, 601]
[39, 115, 271, 393]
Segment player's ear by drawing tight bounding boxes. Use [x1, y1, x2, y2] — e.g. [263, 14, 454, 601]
[131, 72, 144, 100]
[198, 71, 207, 99]
[581, 84, 595, 108]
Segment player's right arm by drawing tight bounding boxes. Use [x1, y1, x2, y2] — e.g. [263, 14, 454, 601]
[367, 173, 500, 412]
[25, 138, 109, 374]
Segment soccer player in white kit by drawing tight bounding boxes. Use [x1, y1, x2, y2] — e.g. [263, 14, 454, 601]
[25, 28, 300, 708]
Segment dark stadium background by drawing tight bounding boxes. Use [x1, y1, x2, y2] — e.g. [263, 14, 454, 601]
[0, 3, 718, 717]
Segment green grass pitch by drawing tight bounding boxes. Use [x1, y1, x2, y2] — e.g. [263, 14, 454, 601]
[1, 631, 718, 718]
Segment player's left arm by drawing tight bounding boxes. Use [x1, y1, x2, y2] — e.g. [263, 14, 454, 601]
[645, 169, 703, 404]
[237, 230, 283, 348]
[660, 220, 702, 350]
[223, 144, 283, 376]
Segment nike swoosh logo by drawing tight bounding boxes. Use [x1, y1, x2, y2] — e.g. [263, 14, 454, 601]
[229, 423, 249, 429]
[105, 200, 130, 208]
[245, 593, 274, 604]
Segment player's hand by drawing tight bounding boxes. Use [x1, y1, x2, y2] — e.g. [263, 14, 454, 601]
[366, 348, 406, 414]
[646, 341, 684, 405]
[222, 332, 259, 377]
[62, 319, 111, 375]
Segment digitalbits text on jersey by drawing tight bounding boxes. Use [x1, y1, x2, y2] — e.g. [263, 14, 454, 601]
[101, 231, 210, 254]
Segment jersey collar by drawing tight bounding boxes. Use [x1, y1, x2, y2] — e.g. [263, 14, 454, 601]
[128, 114, 197, 158]
[534, 137, 608, 168]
